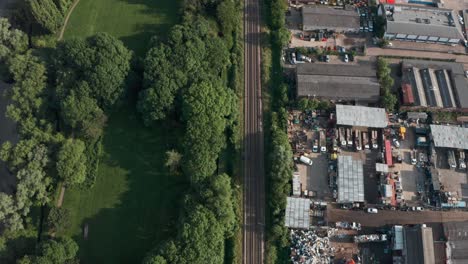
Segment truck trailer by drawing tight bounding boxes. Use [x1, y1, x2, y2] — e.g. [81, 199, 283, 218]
[362, 131, 369, 149]
[346, 128, 353, 147]
[355, 130, 362, 151]
[371, 130, 378, 149]
[320, 130, 327, 153]
[339, 127, 346, 146]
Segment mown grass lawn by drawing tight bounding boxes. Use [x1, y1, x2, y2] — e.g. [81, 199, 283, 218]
[63, 0, 180, 56]
[60, 106, 187, 264]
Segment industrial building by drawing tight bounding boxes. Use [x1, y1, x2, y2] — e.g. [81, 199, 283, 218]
[430, 125, 468, 150]
[337, 155, 364, 204]
[301, 6, 360, 32]
[443, 221, 468, 264]
[378, 5, 464, 44]
[400, 60, 468, 110]
[392, 225, 435, 264]
[285, 197, 310, 229]
[336, 105, 388, 128]
[296, 63, 380, 103]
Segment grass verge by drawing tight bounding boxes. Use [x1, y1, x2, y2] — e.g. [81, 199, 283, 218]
[59, 106, 188, 263]
[63, 0, 180, 56]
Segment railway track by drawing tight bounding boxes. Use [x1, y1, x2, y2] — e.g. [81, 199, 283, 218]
[243, 0, 264, 262]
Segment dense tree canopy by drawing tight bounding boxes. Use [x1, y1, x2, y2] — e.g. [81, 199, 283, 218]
[138, 17, 231, 124]
[57, 139, 87, 186]
[17, 237, 79, 264]
[0, 18, 28, 61]
[24, 0, 64, 33]
[53, 33, 132, 108]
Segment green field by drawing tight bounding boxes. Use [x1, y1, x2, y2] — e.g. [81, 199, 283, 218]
[63, 0, 180, 55]
[61, 107, 187, 263]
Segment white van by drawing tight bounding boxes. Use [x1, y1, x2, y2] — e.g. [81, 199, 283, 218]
[300, 155, 313, 166]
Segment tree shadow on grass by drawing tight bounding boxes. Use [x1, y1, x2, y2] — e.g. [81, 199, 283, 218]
[115, 0, 182, 57]
[70, 106, 188, 264]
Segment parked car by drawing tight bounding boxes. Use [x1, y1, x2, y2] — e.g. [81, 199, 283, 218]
[299, 155, 313, 166]
[349, 53, 354, 62]
[325, 55, 330, 62]
[344, 54, 349, 63]
[367, 208, 378, 214]
[392, 138, 400, 148]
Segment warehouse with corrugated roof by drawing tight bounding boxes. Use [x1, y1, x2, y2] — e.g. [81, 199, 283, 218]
[296, 63, 380, 104]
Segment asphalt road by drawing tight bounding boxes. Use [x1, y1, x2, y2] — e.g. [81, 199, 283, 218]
[327, 207, 468, 227]
[243, 0, 264, 262]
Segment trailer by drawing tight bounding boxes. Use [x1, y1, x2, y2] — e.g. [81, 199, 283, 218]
[362, 131, 369, 149]
[336, 222, 361, 230]
[346, 128, 353, 147]
[355, 130, 362, 151]
[339, 127, 346, 146]
[320, 130, 327, 153]
[448, 150, 457, 169]
[354, 234, 387, 243]
[371, 130, 378, 149]
[410, 150, 417, 165]
[458, 150, 466, 170]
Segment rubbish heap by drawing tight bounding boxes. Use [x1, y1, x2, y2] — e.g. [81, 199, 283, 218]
[290, 229, 335, 264]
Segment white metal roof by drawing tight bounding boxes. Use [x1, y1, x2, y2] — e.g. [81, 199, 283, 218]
[285, 197, 310, 229]
[376, 163, 389, 173]
[336, 105, 388, 128]
[430, 125, 468, 150]
[292, 172, 301, 196]
[393, 225, 404, 250]
[337, 155, 365, 203]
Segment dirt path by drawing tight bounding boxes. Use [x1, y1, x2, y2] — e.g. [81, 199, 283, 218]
[58, 0, 81, 41]
[56, 186, 66, 207]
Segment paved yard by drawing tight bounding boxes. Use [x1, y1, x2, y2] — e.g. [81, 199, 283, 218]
[327, 206, 468, 227]
[297, 152, 330, 200]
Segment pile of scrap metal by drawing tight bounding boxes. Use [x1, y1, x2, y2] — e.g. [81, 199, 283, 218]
[290, 229, 336, 264]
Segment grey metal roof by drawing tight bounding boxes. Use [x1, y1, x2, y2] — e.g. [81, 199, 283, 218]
[407, 112, 428, 120]
[402, 60, 468, 108]
[384, 5, 464, 40]
[302, 6, 360, 30]
[285, 197, 310, 229]
[297, 63, 376, 77]
[430, 125, 468, 150]
[404, 225, 435, 264]
[336, 105, 388, 128]
[337, 155, 364, 203]
[296, 64, 380, 102]
[443, 222, 468, 262]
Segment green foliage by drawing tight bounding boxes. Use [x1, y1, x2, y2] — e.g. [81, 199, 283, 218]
[374, 16, 386, 38]
[25, 0, 64, 33]
[182, 80, 236, 182]
[46, 207, 71, 233]
[142, 1, 241, 263]
[57, 139, 87, 186]
[381, 87, 397, 112]
[18, 237, 79, 264]
[138, 17, 231, 124]
[165, 150, 182, 174]
[0, 18, 28, 71]
[376, 57, 397, 111]
[54, 33, 132, 108]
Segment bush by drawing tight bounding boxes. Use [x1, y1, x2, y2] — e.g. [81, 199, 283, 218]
[46, 207, 71, 233]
